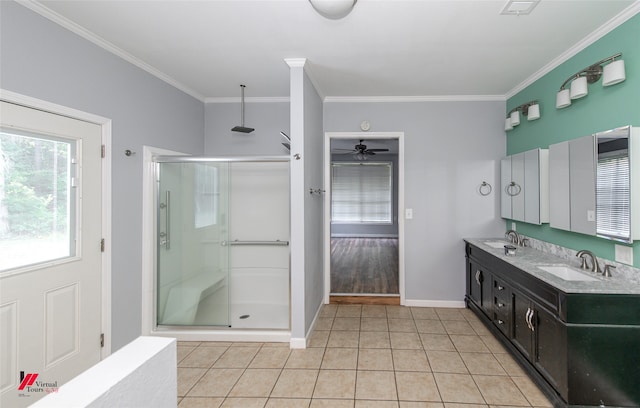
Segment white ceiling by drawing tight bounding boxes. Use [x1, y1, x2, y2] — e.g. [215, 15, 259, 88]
[29, 0, 638, 101]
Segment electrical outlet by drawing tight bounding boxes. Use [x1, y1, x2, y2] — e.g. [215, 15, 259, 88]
[405, 208, 413, 219]
[615, 244, 633, 265]
[511, 222, 516, 231]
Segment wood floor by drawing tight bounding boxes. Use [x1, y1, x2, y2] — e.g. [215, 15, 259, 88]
[330, 238, 399, 295]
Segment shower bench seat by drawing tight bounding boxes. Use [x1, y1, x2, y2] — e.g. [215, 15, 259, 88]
[162, 271, 227, 325]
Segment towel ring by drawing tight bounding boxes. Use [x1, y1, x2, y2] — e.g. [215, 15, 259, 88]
[479, 181, 492, 196]
[505, 181, 521, 196]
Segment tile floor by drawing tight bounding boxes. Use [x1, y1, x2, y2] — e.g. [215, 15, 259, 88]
[177, 304, 553, 408]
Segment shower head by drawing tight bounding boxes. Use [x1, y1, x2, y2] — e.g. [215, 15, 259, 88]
[232, 84, 254, 133]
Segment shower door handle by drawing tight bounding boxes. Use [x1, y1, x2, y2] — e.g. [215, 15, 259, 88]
[161, 190, 171, 249]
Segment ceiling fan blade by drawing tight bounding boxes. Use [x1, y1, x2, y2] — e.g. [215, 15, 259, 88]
[367, 148, 389, 152]
[333, 148, 357, 152]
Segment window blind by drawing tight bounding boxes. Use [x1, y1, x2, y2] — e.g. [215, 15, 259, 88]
[596, 155, 630, 240]
[331, 162, 392, 224]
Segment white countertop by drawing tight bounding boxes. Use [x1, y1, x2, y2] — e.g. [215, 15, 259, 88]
[464, 238, 640, 295]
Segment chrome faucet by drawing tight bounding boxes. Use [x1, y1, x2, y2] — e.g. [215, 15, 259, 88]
[505, 230, 520, 245]
[576, 250, 602, 274]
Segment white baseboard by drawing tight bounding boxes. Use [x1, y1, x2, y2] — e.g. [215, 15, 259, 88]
[289, 338, 307, 349]
[404, 299, 466, 308]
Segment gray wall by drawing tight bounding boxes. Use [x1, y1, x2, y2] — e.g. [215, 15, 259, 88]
[204, 102, 289, 156]
[330, 153, 399, 237]
[0, 2, 205, 350]
[324, 101, 507, 303]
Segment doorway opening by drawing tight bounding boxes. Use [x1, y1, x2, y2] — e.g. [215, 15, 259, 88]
[323, 132, 405, 306]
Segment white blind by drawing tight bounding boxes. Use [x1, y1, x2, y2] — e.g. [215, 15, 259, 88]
[331, 162, 392, 224]
[596, 155, 630, 240]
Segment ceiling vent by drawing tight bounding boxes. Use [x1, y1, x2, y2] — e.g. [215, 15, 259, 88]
[500, 0, 540, 15]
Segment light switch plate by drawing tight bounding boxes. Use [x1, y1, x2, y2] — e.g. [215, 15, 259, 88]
[587, 210, 595, 222]
[405, 208, 413, 219]
[615, 244, 633, 265]
[511, 222, 516, 231]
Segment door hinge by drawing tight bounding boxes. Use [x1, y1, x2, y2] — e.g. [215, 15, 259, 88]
[101, 144, 106, 158]
[100, 333, 104, 348]
[100, 238, 105, 252]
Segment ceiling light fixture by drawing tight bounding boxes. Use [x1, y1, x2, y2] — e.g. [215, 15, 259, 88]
[505, 100, 540, 131]
[309, 0, 357, 19]
[555, 53, 625, 109]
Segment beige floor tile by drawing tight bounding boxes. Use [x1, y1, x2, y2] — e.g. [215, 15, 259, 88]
[401, 403, 444, 408]
[228, 368, 281, 397]
[358, 348, 394, 371]
[179, 341, 203, 347]
[444, 404, 488, 408]
[328, 330, 360, 348]
[460, 353, 507, 375]
[469, 320, 492, 336]
[308, 330, 330, 348]
[359, 331, 391, 348]
[395, 371, 440, 402]
[319, 304, 338, 317]
[473, 375, 529, 406]
[426, 351, 468, 374]
[264, 398, 311, 407]
[389, 318, 418, 332]
[480, 335, 507, 353]
[390, 332, 422, 349]
[433, 373, 485, 404]
[415, 320, 447, 334]
[356, 370, 398, 400]
[333, 317, 361, 331]
[213, 346, 260, 368]
[322, 347, 359, 369]
[250, 347, 291, 368]
[263, 342, 291, 348]
[392, 349, 431, 372]
[493, 353, 527, 377]
[337, 305, 362, 317]
[178, 396, 224, 407]
[188, 368, 243, 397]
[435, 309, 466, 321]
[511, 376, 553, 407]
[386, 306, 412, 319]
[361, 317, 389, 331]
[313, 369, 357, 399]
[420, 334, 455, 351]
[220, 397, 267, 407]
[271, 369, 319, 398]
[410, 307, 439, 320]
[199, 342, 234, 347]
[230, 342, 264, 347]
[310, 399, 354, 407]
[449, 335, 490, 353]
[178, 368, 208, 397]
[285, 348, 325, 369]
[314, 317, 334, 331]
[442, 320, 476, 335]
[362, 305, 388, 317]
[178, 345, 197, 363]
[180, 346, 229, 368]
[356, 401, 399, 407]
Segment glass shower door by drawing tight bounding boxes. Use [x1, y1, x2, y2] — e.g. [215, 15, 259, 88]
[156, 161, 230, 326]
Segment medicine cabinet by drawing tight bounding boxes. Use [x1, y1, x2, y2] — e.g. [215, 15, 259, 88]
[501, 148, 549, 225]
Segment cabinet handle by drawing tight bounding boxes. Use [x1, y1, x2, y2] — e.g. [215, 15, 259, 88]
[525, 308, 532, 330]
[497, 319, 504, 325]
[497, 285, 505, 291]
[497, 302, 505, 308]
[529, 309, 535, 332]
[475, 270, 481, 285]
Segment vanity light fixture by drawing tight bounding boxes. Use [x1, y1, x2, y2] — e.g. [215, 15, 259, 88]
[309, 0, 357, 19]
[505, 100, 540, 131]
[555, 53, 625, 109]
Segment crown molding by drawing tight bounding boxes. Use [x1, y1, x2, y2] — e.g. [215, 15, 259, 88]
[205, 97, 290, 103]
[505, 1, 640, 99]
[323, 95, 506, 103]
[18, 0, 206, 102]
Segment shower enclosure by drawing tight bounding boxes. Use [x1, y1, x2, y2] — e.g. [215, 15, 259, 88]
[154, 157, 290, 330]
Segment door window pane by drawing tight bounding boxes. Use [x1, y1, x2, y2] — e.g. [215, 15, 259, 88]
[0, 130, 76, 272]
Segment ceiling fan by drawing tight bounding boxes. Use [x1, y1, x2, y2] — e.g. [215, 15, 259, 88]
[334, 139, 389, 158]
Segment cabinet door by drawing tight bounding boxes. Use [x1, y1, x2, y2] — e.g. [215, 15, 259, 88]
[512, 290, 533, 360]
[569, 135, 596, 235]
[511, 153, 525, 221]
[500, 157, 512, 219]
[549, 141, 571, 230]
[532, 306, 568, 398]
[524, 149, 541, 224]
[467, 259, 491, 316]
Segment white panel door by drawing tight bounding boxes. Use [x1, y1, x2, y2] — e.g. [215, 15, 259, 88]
[0, 101, 102, 407]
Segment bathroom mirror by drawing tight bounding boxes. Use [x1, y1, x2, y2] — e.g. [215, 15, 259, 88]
[595, 125, 632, 242]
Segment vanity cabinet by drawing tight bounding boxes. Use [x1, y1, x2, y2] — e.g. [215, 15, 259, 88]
[501, 148, 549, 224]
[464, 241, 640, 407]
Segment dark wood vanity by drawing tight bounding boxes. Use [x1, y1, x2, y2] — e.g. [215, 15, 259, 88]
[465, 240, 640, 407]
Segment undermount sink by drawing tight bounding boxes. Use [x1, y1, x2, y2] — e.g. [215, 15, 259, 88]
[538, 265, 600, 282]
[484, 241, 509, 249]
